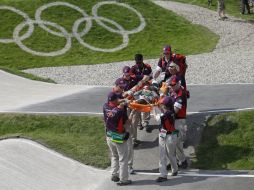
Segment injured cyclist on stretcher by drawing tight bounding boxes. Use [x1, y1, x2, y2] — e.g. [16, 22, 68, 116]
[133, 85, 159, 105]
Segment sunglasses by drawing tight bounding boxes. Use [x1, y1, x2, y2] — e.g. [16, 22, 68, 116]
[169, 83, 176, 87]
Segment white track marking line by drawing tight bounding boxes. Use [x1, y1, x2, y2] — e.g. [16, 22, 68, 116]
[0, 107, 254, 115]
[84, 83, 254, 88]
[0, 111, 104, 115]
[187, 107, 254, 115]
[134, 171, 254, 178]
[187, 83, 254, 86]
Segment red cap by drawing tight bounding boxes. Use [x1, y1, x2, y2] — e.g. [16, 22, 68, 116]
[108, 92, 118, 102]
[115, 78, 125, 88]
[123, 66, 131, 74]
[163, 45, 171, 54]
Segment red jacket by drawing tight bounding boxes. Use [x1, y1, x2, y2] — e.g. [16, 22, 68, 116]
[171, 87, 187, 119]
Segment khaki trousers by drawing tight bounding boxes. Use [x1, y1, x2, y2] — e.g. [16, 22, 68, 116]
[129, 109, 140, 140]
[159, 133, 178, 177]
[175, 119, 187, 163]
[124, 115, 134, 168]
[124, 109, 134, 168]
[107, 137, 129, 181]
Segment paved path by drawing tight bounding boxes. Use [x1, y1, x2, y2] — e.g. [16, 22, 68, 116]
[0, 138, 108, 190]
[0, 70, 91, 111]
[14, 84, 254, 114]
[0, 84, 252, 190]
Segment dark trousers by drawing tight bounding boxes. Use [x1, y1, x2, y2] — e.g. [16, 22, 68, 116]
[241, 0, 250, 14]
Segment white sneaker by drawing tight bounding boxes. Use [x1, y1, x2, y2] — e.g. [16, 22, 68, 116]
[128, 167, 135, 174]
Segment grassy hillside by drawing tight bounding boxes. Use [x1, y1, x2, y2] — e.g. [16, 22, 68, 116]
[0, 0, 219, 70]
[193, 111, 254, 170]
[0, 114, 110, 168]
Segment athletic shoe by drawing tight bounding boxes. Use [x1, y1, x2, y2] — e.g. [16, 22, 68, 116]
[111, 175, 120, 182]
[179, 160, 188, 169]
[142, 121, 149, 128]
[166, 163, 171, 171]
[117, 180, 132, 186]
[145, 127, 152, 133]
[138, 125, 144, 130]
[133, 139, 140, 148]
[128, 167, 135, 174]
[156, 177, 167, 182]
[171, 171, 178, 176]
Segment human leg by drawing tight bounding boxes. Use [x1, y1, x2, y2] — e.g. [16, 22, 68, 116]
[158, 134, 168, 178]
[107, 137, 119, 177]
[175, 119, 187, 166]
[116, 141, 129, 182]
[166, 134, 178, 174]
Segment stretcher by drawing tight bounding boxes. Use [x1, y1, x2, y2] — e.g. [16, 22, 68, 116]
[128, 102, 153, 112]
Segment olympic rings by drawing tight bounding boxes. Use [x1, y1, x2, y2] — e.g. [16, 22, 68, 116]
[0, 1, 146, 56]
[35, 1, 92, 38]
[0, 6, 34, 44]
[73, 17, 129, 52]
[13, 20, 72, 57]
[92, 1, 146, 35]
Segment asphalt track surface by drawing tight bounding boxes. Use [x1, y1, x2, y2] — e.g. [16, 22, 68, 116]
[2, 84, 254, 190]
[16, 84, 254, 114]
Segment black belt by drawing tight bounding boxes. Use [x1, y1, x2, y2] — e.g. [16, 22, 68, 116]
[159, 130, 173, 134]
[161, 130, 179, 135]
[176, 117, 186, 119]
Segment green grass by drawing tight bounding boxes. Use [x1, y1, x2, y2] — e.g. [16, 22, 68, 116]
[0, 66, 56, 83]
[0, 114, 110, 168]
[1, 111, 254, 170]
[0, 0, 219, 70]
[172, 0, 254, 21]
[193, 111, 254, 170]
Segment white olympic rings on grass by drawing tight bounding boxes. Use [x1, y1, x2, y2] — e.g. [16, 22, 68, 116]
[92, 1, 146, 35]
[73, 17, 129, 52]
[35, 1, 92, 38]
[13, 20, 72, 57]
[0, 6, 34, 44]
[0, 1, 146, 56]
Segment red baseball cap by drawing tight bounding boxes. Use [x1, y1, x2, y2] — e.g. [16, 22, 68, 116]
[163, 45, 171, 54]
[115, 78, 125, 88]
[108, 92, 118, 102]
[122, 66, 131, 74]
